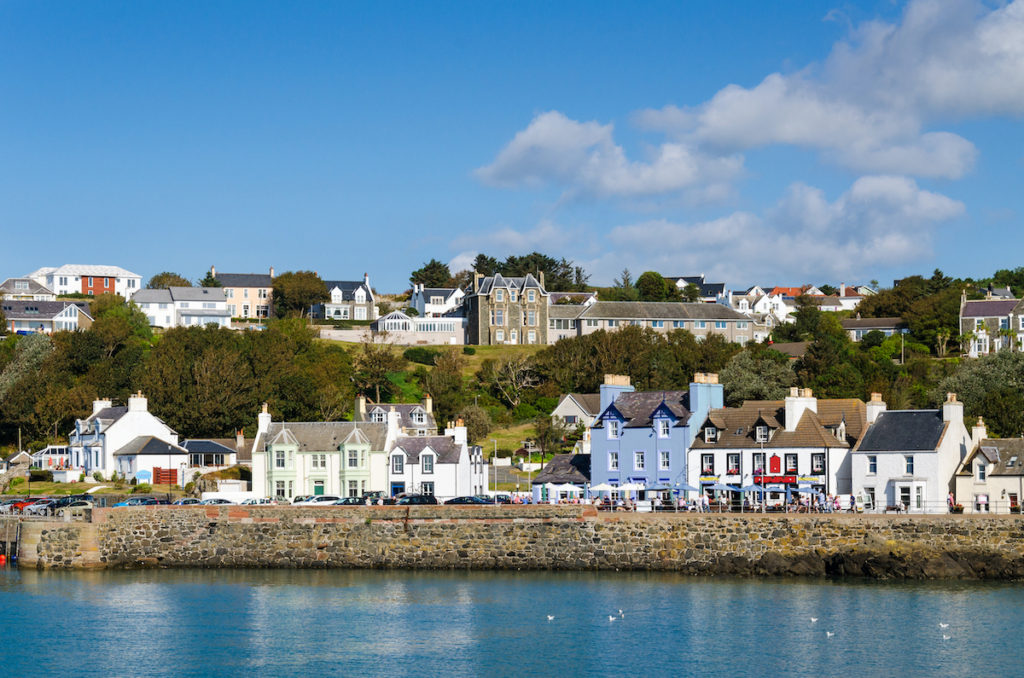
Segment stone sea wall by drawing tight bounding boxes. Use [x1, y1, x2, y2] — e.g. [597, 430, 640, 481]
[18, 505, 1024, 579]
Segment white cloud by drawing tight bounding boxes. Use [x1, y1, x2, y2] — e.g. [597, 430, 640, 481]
[448, 251, 477, 274]
[475, 111, 742, 199]
[636, 0, 1024, 179]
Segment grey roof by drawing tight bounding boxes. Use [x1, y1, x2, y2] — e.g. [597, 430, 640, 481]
[131, 288, 172, 303]
[594, 390, 691, 429]
[567, 393, 602, 416]
[579, 301, 748, 321]
[263, 422, 388, 452]
[548, 304, 586, 319]
[961, 299, 1019, 318]
[0, 278, 55, 296]
[215, 273, 273, 287]
[182, 439, 237, 455]
[533, 454, 591, 485]
[358, 403, 437, 431]
[549, 292, 596, 304]
[692, 400, 865, 450]
[133, 287, 226, 303]
[842, 316, 907, 330]
[970, 439, 1024, 476]
[421, 287, 459, 299]
[113, 436, 188, 457]
[665, 275, 725, 297]
[88, 406, 129, 424]
[855, 410, 947, 452]
[324, 280, 372, 300]
[389, 436, 463, 464]
[471, 273, 546, 296]
[1, 300, 91, 320]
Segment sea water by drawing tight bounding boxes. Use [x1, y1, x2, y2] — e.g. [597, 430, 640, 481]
[1, 568, 1019, 677]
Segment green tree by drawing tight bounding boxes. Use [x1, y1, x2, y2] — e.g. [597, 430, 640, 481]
[423, 349, 467, 423]
[819, 284, 838, 296]
[352, 332, 406, 402]
[455, 404, 492, 445]
[680, 282, 701, 302]
[937, 351, 1024, 436]
[480, 353, 538, 409]
[472, 254, 500, 276]
[409, 258, 453, 288]
[636, 271, 669, 302]
[531, 415, 570, 465]
[146, 272, 192, 289]
[198, 271, 222, 287]
[720, 348, 795, 406]
[272, 271, 328, 318]
[606, 268, 639, 301]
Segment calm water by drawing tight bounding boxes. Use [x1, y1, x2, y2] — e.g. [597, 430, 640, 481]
[1, 567, 1021, 677]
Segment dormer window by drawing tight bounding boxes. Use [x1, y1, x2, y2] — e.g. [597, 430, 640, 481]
[412, 411, 425, 425]
[607, 420, 620, 439]
[510, 290, 517, 302]
[495, 289, 504, 302]
[422, 454, 434, 474]
[370, 410, 385, 423]
[527, 290, 536, 303]
[755, 426, 768, 443]
[657, 419, 670, 438]
[704, 427, 717, 443]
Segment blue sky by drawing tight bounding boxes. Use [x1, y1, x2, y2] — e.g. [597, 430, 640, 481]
[1, 0, 1022, 292]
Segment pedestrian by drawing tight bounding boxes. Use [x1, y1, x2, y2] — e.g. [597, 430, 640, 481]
[947, 492, 955, 510]
[848, 494, 856, 513]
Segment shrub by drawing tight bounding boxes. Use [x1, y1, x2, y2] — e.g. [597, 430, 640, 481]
[184, 482, 196, 494]
[535, 396, 558, 415]
[403, 347, 440, 365]
[92, 472, 104, 482]
[512, 403, 539, 422]
[462, 346, 476, 355]
[131, 483, 152, 494]
[9, 477, 24, 487]
[29, 469, 53, 482]
[79, 473, 86, 483]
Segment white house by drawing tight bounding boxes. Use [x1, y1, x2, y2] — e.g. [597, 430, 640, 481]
[2, 300, 92, 335]
[371, 310, 467, 345]
[132, 286, 231, 329]
[322, 274, 377, 321]
[953, 420, 1024, 514]
[67, 393, 183, 485]
[690, 388, 867, 502]
[387, 421, 486, 499]
[551, 393, 601, 455]
[851, 392, 973, 513]
[113, 436, 190, 487]
[26, 264, 141, 298]
[0, 278, 56, 301]
[410, 284, 464, 317]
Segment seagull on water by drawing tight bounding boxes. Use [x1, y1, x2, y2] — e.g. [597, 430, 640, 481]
[943, 634, 951, 641]
[547, 615, 555, 621]
[810, 617, 818, 623]
[608, 615, 618, 622]
[826, 631, 835, 638]
[939, 623, 949, 629]
[619, 609, 624, 618]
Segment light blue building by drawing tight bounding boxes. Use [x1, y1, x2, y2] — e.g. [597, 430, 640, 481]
[589, 373, 724, 499]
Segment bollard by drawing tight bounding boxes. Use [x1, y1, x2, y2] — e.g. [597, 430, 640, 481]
[0, 554, 6, 566]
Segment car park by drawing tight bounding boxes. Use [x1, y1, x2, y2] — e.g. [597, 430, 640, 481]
[291, 495, 313, 504]
[240, 497, 276, 505]
[334, 496, 365, 506]
[0, 498, 25, 514]
[11, 497, 47, 513]
[141, 498, 171, 506]
[24, 499, 59, 516]
[49, 494, 96, 514]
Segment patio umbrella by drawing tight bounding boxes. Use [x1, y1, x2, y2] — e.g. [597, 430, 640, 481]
[707, 483, 741, 492]
[673, 482, 699, 492]
[646, 483, 670, 491]
[556, 483, 581, 493]
[590, 483, 614, 492]
[739, 484, 765, 493]
[618, 482, 645, 491]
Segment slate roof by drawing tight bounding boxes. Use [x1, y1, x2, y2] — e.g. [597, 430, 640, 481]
[27, 264, 140, 279]
[960, 299, 1019, 318]
[959, 439, 1024, 476]
[389, 435, 464, 464]
[84, 406, 129, 425]
[0, 278, 55, 297]
[767, 342, 808, 359]
[549, 292, 596, 304]
[215, 273, 273, 287]
[691, 399, 866, 450]
[1, 300, 91, 320]
[133, 287, 226, 303]
[358, 403, 437, 431]
[665, 275, 725, 298]
[421, 287, 459, 300]
[532, 454, 591, 485]
[113, 436, 189, 457]
[593, 390, 691, 429]
[567, 393, 601, 416]
[548, 304, 586, 319]
[579, 301, 748, 321]
[841, 316, 907, 330]
[854, 410, 946, 453]
[263, 422, 388, 451]
[182, 439, 236, 455]
[471, 273, 545, 296]
[324, 280, 372, 301]
[186, 437, 255, 463]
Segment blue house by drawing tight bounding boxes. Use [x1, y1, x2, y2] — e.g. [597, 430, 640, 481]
[589, 373, 724, 499]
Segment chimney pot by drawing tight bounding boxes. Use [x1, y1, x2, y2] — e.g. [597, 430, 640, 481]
[870, 392, 882, 402]
[262, 402, 268, 414]
[947, 393, 957, 403]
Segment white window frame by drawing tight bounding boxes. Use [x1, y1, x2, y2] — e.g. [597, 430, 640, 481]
[608, 451, 619, 471]
[422, 454, 434, 474]
[659, 450, 670, 470]
[392, 455, 404, 474]
[905, 455, 914, 475]
[867, 455, 877, 474]
[634, 451, 645, 470]
[657, 419, 670, 438]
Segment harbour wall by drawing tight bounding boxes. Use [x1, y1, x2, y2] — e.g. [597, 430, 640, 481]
[17, 506, 1024, 579]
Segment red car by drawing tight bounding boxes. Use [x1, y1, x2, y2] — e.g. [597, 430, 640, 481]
[12, 497, 47, 514]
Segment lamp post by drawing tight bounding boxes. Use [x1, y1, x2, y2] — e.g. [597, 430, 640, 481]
[491, 439, 497, 499]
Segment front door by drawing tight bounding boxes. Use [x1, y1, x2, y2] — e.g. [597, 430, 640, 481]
[313, 480, 325, 496]
[391, 482, 405, 496]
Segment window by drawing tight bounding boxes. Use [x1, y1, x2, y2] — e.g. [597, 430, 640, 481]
[607, 320, 619, 328]
[510, 290, 517, 302]
[527, 330, 536, 344]
[242, 304, 249, 316]
[225, 288, 233, 298]
[715, 321, 727, 329]
[495, 289, 504, 302]
[495, 309, 504, 326]
[587, 319, 599, 327]
[899, 486, 911, 508]
[495, 330, 504, 342]
[607, 420, 620, 439]
[867, 455, 877, 474]
[651, 320, 664, 328]
[422, 455, 434, 474]
[509, 329, 518, 343]
[412, 411, 425, 425]
[1000, 317, 1010, 330]
[564, 415, 577, 424]
[348, 480, 359, 497]
[421, 482, 434, 496]
[392, 455, 404, 474]
[430, 296, 444, 305]
[976, 462, 986, 481]
[312, 454, 326, 469]
[726, 453, 740, 475]
[785, 453, 798, 474]
[904, 455, 914, 475]
[275, 481, 286, 499]
[370, 410, 385, 423]
[527, 310, 536, 326]
[634, 451, 645, 470]
[348, 450, 359, 468]
[701, 454, 714, 475]
[658, 419, 670, 438]
[527, 290, 536, 302]
[752, 453, 765, 474]
[704, 427, 716, 443]
[755, 426, 768, 443]
[737, 321, 748, 329]
[608, 451, 619, 470]
[811, 453, 825, 474]
[659, 450, 670, 470]
[275, 451, 286, 469]
[694, 321, 707, 329]
[354, 307, 367, 320]
[672, 321, 685, 328]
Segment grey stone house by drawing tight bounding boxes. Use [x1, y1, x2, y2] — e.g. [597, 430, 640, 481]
[464, 273, 549, 345]
[958, 292, 1024, 357]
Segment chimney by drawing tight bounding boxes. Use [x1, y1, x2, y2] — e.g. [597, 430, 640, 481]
[474, 272, 483, 293]
[942, 392, 964, 424]
[866, 392, 887, 424]
[364, 272, 370, 288]
[386, 406, 401, 439]
[210, 265, 216, 279]
[257, 402, 272, 434]
[269, 266, 275, 278]
[422, 393, 433, 414]
[92, 398, 113, 415]
[688, 372, 724, 440]
[128, 391, 148, 413]
[600, 374, 634, 411]
[538, 271, 545, 290]
[784, 387, 817, 431]
[236, 429, 245, 451]
[446, 418, 467, 446]
[972, 416, 987, 446]
[356, 394, 366, 418]
[840, 282, 846, 296]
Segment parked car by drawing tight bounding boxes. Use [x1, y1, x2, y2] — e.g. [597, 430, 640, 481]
[12, 497, 47, 513]
[112, 497, 150, 508]
[445, 496, 489, 505]
[296, 495, 342, 506]
[172, 497, 201, 506]
[56, 500, 94, 517]
[49, 494, 96, 514]
[334, 496, 365, 506]
[0, 498, 25, 514]
[396, 494, 438, 505]
[141, 498, 171, 506]
[291, 495, 313, 504]
[24, 499, 59, 516]
[362, 493, 396, 505]
[199, 498, 235, 505]
[239, 497, 276, 506]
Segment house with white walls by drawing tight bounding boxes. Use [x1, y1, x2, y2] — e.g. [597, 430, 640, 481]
[321, 274, 377, 321]
[851, 392, 973, 513]
[26, 264, 141, 298]
[550, 393, 601, 455]
[132, 286, 231, 329]
[410, 284, 465, 317]
[0, 278, 56, 301]
[953, 419, 1024, 514]
[67, 393, 184, 485]
[386, 419, 486, 498]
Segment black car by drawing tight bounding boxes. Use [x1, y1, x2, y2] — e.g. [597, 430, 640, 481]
[445, 496, 489, 505]
[396, 494, 438, 505]
[141, 498, 171, 506]
[335, 496, 365, 506]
